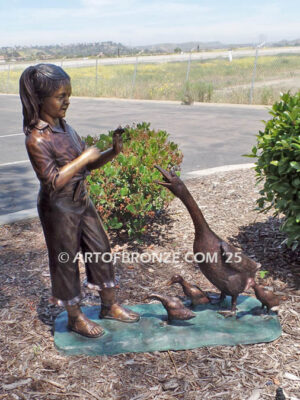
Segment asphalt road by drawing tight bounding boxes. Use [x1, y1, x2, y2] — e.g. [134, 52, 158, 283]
[0, 94, 269, 216]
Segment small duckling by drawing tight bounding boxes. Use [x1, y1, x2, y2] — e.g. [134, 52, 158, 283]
[167, 274, 210, 306]
[253, 283, 280, 313]
[145, 293, 196, 323]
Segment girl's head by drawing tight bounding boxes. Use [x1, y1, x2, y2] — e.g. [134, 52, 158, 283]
[19, 63, 70, 133]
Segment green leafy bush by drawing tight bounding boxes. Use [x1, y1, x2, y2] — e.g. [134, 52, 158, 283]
[83, 122, 183, 237]
[248, 92, 300, 249]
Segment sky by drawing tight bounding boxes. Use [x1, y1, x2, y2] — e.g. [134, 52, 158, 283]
[0, 0, 299, 47]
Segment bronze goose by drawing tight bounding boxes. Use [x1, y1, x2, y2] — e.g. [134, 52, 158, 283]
[155, 166, 260, 314]
[167, 274, 210, 306]
[145, 293, 196, 322]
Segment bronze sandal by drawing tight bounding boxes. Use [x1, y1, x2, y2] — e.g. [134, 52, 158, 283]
[67, 313, 105, 338]
[100, 304, 140, 323]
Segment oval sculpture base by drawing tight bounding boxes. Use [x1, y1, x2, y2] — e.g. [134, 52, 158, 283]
[54, 295, 282, 356]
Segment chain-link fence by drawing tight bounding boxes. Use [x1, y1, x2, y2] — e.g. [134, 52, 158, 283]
[0, 48, 299, 105]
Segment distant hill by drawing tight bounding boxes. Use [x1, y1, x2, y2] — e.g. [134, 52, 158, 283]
[270, 38, 300, 47]
[136, 41, 231, 53]
[137, 38, 300, 53]
[0, 38, 299, 62]
[0, 41, 138, 62]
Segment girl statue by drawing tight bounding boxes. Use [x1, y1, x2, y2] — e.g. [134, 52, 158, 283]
[19, 63, 140, 338]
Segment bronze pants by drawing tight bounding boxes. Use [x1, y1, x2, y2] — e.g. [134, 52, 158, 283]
[37, 186, 115, 305]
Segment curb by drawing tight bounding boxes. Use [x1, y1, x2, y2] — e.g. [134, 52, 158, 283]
[0, 93, 269, 110]
[0, 208, 38, 226]
[185, 163, 255, 178]
[0, 163, 255, 226]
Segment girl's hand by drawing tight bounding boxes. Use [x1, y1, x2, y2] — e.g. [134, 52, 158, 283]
[113, 126, 125, 155]
[83, 146, 101, 163]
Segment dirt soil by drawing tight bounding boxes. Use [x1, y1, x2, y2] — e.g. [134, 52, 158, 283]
[0, 168, 299, 400]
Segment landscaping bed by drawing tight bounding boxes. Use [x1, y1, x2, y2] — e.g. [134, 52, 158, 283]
[0, 168, 299, 400]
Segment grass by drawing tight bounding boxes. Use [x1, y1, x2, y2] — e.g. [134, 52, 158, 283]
[1, 54, 299, 104]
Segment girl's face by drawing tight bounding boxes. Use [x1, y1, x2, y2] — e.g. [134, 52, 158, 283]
[40, 82, 71, 126]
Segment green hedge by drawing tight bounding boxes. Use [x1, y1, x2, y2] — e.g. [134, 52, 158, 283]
[248, 92, 300, 249]
[83, 122, 183, 238]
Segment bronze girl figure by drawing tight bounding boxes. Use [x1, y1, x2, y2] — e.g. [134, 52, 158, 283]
[19, 63, 139, 338]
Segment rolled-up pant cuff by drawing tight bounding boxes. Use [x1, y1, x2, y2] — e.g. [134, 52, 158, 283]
[84, 279, 115, 291]
[49, 293, 84, 307]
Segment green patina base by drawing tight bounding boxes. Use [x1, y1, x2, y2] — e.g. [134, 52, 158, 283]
[54, 295, 282, 356]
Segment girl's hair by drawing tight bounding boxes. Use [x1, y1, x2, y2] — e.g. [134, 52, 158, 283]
[19, 63, 70, 134]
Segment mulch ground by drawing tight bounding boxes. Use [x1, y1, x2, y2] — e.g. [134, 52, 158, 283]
[0, 168, 299, 400]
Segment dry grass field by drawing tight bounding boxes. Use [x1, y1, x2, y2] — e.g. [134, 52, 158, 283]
[1, 54, 299, 104]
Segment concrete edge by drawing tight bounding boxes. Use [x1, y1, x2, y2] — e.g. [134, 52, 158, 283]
[186, 163, 255, 177]
[0, 163, 256, 226]
[0, 93, 269, 110]
[0, 208, 38, 226]
[70, 97, 269, 110]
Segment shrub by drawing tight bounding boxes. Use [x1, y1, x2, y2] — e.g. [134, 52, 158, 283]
[181, 82, 214, 104]
[248, 92, 300, 249]
[194, 82, 213, 102]
[83, 122, 183, 238]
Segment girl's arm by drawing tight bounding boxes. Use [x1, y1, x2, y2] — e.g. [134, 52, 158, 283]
[26, 132, 101, 190]
[54, 147, 100, 189]
[87, 128, 124, 171]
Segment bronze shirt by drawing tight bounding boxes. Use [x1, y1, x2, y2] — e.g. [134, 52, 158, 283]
[25, 119, 89, 195]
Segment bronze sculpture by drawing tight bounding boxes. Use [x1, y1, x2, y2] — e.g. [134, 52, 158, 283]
[19, 64, 139, 338]
[145, 294, 196, 323]
[166, 274, 210, 306]
[251, 282, 281, 313]
[155, 166, 260, 315]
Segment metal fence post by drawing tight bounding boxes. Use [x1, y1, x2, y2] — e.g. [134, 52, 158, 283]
[6, 63, 10, 93]
[131, 56, 138, 98]
[95, 57, 99, 96]
[249, 47, 259, 104]
[185, 52, 191, 83]
[183, 52, 192, 101]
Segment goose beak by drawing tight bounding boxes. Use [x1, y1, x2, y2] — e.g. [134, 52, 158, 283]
[165, 279, 173, 286]
[154, 165, 173, 187]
